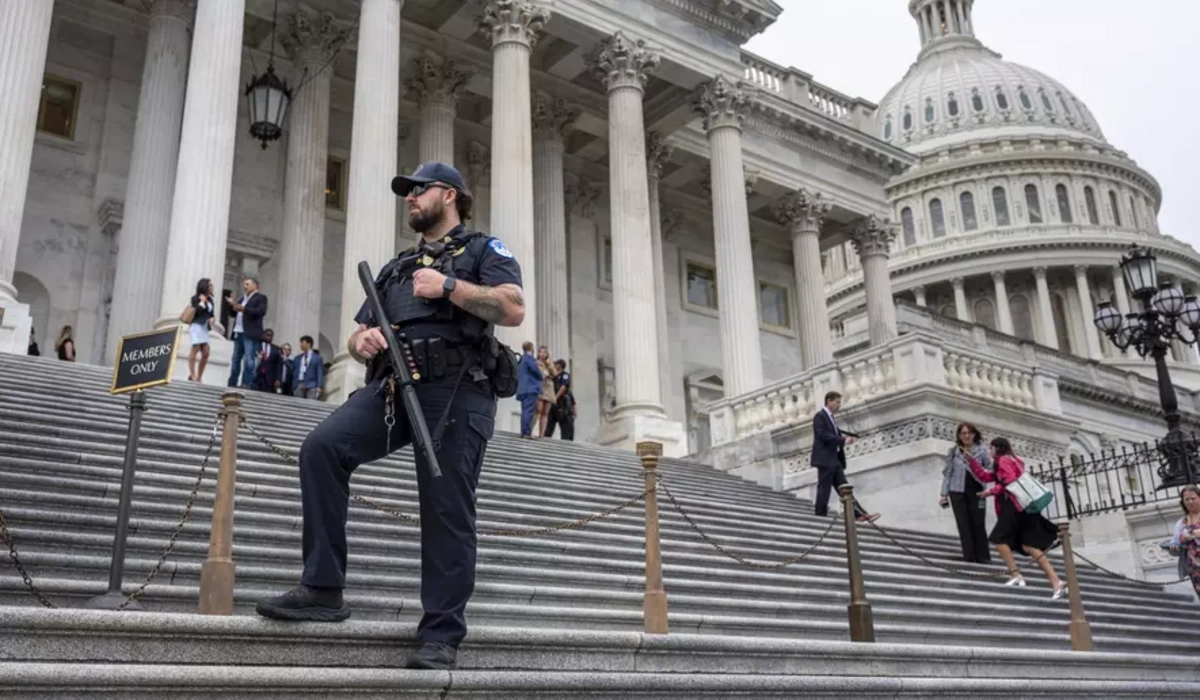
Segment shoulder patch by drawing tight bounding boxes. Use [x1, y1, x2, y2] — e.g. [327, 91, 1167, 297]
[488, 238, 514, 258]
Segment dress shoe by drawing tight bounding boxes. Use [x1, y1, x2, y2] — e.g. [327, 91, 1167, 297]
[405, 642, 457, 670]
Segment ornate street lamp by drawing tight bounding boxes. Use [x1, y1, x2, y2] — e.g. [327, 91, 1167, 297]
[244, 1, 291, 149]
[1094, 243, 1200, 488]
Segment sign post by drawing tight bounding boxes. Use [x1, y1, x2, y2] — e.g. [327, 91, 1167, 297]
[84, 327, 180, 610]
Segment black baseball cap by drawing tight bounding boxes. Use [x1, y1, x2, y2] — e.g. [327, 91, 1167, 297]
[391, 161, 467, 196]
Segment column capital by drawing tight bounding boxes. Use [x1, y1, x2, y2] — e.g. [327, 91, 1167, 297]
[144, 0, 195, 22]
[477, 0, 550, 49]
[646, 131, 673, 180]
[589, 31, 659, 92]
[532, 90, 581, 143]
[991, 269, 1007, 284]
[1073, 264, 1089, 276]
[466, 140, 490, 187]
[565, 174, 602, 217]
[773, 187, 830, 234]
[282, 9, 348, 67]
[950, 276, 965, 289]
[1033, 266, 1049, 278]
[848, 215, 896, 259]
[406, 56, 471, 110]
[692, 75, 752, 132]
[660, 206, 685, 243]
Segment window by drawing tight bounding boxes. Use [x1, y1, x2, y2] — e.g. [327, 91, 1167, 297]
[325, 157, 346, 210]
[1084, 186, 1099, 224]
[1040, 89, 1054, 113]
[974, 299, 995, 329]
[947, 93, 959, 117]
[1055, 184, 1072, 224]
[1025, 184, 1042, 224]
[602, 236, 613, 284]
[37, 74, 81, 140]
[924, 98, 935, 123]
[1010, 294, 1035, 341]
[901, 207, 916, 246]
[995, 88, 1009, 110]
[929, 198, 946, 238]
[960, 191, 978, 231]
[971, 89, 985, 113]
[1109, 190, 1122, 226]
[685, 261, 717, 310]
[902, 107, 913, 131]
[992, 186, 1011, 226]
[884, 115, 892, 140]
[1059, 92, 1072, 116]
[1018, 87, 1033, 110]
[759, 282, 791, 330]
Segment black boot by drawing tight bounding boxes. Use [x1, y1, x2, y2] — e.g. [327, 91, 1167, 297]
[255, 584, 350, 622]
[405, 642, 457, 670]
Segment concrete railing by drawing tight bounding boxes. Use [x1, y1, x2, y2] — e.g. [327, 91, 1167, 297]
[739, 50, 875, 131]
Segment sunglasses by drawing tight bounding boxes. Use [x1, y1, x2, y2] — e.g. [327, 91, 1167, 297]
[408, 183, 452, 197]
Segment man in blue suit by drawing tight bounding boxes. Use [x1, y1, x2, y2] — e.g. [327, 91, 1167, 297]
[516, 340, 542, 438]
[811, 391, 879, 523]
[292, 335, 324, 399]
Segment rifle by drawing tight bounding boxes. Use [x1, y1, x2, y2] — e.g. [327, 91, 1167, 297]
[357, 260, 442, 479]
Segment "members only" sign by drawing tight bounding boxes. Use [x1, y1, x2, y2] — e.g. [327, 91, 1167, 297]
[110, 327, 180, 394]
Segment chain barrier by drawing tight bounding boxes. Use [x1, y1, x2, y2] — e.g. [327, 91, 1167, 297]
[862, 519, 1056, 582]
[239, 418, 651, 538]
[0, 415, 222, 609]
[1071, 548, 1192, 587]
[658, 479, 839, 570]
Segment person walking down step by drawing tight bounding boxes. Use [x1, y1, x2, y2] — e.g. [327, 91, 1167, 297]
[54, 325, 75, 362]
[940, 422, 993, 563]
[516, 341, 542, 438]
[811, 391, 879, 523]
[1169, 485, 1200, 599]
[966, 437, 1067, 599]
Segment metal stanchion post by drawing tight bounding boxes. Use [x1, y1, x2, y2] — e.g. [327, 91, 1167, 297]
[84, 390, 149, 610]
[1057, 521, 1093, 651]
[637, 441, 669, 634]
[839, 484, 874, 642]
[198, 392, 242, 615]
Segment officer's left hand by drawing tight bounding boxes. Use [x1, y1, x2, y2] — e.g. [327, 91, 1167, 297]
[412, 268, 447, 299]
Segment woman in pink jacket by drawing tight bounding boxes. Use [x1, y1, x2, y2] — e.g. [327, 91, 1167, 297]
[965, 436, 1068, 599]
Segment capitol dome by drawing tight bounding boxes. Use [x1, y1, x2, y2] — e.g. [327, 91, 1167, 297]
[876, 0, 1106, 152]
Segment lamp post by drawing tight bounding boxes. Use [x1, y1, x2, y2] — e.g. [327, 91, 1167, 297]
[1093, 244, 1200, 489]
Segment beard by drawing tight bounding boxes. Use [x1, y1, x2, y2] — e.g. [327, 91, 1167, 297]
[408, 199, 445, 233]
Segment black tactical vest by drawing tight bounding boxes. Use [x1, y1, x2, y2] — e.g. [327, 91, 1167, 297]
[376, 231, 490, 346]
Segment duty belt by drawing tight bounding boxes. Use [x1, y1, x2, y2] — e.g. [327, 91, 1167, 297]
[368, 333, 475, 383]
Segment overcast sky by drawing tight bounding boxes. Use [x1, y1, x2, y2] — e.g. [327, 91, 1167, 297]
[744, 0, 1199, 250]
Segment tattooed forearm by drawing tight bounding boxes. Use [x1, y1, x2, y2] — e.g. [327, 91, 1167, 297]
[452, 280, 526, 326]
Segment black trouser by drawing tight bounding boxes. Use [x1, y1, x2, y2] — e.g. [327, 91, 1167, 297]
[543, 402, 574, 440]
[949, 489, 991, 563]
[297, 374, 495, 647]
[813, 463, 867, 518]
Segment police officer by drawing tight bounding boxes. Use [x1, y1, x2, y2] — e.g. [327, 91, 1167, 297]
[256, 162, 525, 671]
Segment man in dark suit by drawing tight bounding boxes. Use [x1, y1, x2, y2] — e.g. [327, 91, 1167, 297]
[228, 277, 268, 389]
[292, 335, 324, 400]
[811, 391, 879, 523]
[251, 328, 283, 393]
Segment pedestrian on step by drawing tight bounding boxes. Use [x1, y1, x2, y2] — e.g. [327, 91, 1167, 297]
[27, 329, 39, 356]
[1168, 486, 1200, 598]
[516, 341, 542, 438]
[965, 437, 1067, 599]
[940, 422, 992, 563]
[54, 325, 75, 362]
[535, 345, 556, 437]
[184, 278, 215, 382]
[256, 162, 525, 672]
[810, 391, 880, 523]
[543, 359, 576, 441]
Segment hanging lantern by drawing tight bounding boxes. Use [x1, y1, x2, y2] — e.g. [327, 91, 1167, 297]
[246, 63, 291, 149]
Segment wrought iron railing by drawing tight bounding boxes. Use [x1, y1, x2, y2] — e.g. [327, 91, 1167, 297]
[1027, 436, 1196, 520]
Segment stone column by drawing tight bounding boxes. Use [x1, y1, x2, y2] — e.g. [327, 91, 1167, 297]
[1110, 264, 1135, 359]
[692, 75, 764, 396]
[156, 0, 245, 331]
[466, 141, 491, 232]
[590, 31, 665, 417]
[952, 277, 969, 321]
[0, 0, 54, 354]
[406, 56, 469, 166]
[478, 0, 549, 351]
[913, 285, 927, 307]
[274, 11, 343, 349]
[328, 0, 402, 403]
[104, 0, 193, 362]
[1033, 267, 1058, 349]
[1074, 265, 1102, 360]
[775, 188, 833, 369]
[992, 270, 1014, 335]
[646, 131, 673, 405]
[531, 91, 578, 359]
[849, 215, 899, 346]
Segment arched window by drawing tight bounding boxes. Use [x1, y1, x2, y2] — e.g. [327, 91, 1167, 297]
[1019, 88, 1033, 110]
[929, 198, 946, 238]
[947, 92, 959, 117]
[1025, 183, 1043, 224]
[1109, 190, 1122, 226]
[971, 89, 985, 113]
[1084, 186, 1099, 224]
[1059, 92, 1072, 116]
[974, 298, 996, 330]
[1010, 294, 1035, 341]
[960, 191, 978, 231]
[924, 98, 935, 123]
[1056, 184, 1072, 224]
[901, 207, 916, 246]
[995, 88, 1010, 110]
[1129, 196, 1139, 229]
[884, 115, 892, 140]
[1040, 89, 1054, 113]
[903, 107, 913, 131]
[992, 186, 1011, 226]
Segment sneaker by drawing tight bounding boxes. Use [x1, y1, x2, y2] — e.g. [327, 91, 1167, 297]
[1004, 575, 1027, 587]
[1052, 583, 1069, 600]
[255, 584, 350, 622]
[405, 642, 457, 670]
[856, 513, 881, 524]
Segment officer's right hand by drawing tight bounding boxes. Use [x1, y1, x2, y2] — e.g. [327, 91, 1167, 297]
[354, 327, 388, 359]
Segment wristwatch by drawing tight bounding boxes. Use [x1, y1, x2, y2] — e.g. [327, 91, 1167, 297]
[442, 276, 457, 298]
